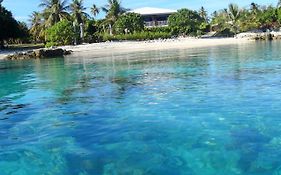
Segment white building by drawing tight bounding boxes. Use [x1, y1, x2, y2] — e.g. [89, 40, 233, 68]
[129, 7, 177, 27]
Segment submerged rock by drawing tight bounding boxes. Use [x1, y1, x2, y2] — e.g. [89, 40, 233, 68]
[230, 128, 272, 173]
[231, 128, 271, 145]
[5, 48, 73, 60]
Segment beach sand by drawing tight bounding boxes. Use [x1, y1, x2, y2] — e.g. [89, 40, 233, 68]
[62, 38, 253, 57]
[0, 38, 253, 60]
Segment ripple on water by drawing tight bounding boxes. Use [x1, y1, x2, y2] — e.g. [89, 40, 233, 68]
[1, 43, 281, 174]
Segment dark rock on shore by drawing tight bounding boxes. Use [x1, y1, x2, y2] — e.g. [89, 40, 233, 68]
[253, 33, 274, 40]
[5, 48, 73, 60]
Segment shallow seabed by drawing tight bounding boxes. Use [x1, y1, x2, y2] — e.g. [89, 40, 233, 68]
[1, 41, 281, 175]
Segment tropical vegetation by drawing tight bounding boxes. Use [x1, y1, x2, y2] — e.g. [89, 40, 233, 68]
[0, 0, 29, 48]
[211, 2, 281, 34]
[2, 0, 281, 48]
[46, 19, 76, 47]
[168, 9, 205, 36]
[114, 13, 144, 34]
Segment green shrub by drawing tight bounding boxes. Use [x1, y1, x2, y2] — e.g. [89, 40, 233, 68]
[101, 31, 172, 41]
[46, 20, 77, 47]
[114, 13, 144, 34]
[168, 8, 205, 36]
[144, 26, 172, 33]
[84, 19, 104, 43]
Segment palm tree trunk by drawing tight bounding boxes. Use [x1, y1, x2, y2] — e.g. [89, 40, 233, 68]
[79, 23, 84, 42]
[109, 24, 113, 35]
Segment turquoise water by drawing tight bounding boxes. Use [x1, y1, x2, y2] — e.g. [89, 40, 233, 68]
[1, 42, 281, 175]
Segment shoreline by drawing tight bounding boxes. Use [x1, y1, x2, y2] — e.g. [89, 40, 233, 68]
[0, 38, 253, 60]
[61, 38, 253, 58]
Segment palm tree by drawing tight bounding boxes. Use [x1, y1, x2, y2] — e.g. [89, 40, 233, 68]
[91, 4, 100, 17]
[227, 3, 241, 33]
[30, 11, 42, 27]
[70, 0, 88, 25]
[198, 6, 208, 22]
[278, 0, 281, 8]
[39, 0, 70, 26]
[249, 3, 260, 25]
[102, 0, 128, 35]
[29, 11, 45, 42]
[250, 3, 258, 12]
[211, 9, 229, 30]
[102, 0, 127, 23]
[212, 11, 218, 18]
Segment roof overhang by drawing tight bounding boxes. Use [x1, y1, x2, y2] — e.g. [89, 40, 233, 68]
[129, 7, 177, 16]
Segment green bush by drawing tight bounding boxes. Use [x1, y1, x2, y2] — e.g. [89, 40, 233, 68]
[84, 19, 103, 43]
[46, 20, 77, 47]
[144, 26, 172, 33]
[259, 6, 278, 29]
[168, 8, 205, 36]
[101, 31, 172, 41]
[114, 13, 144, 34]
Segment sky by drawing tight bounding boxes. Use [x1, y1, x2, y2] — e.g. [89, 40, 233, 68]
[2, 0, 279, 23]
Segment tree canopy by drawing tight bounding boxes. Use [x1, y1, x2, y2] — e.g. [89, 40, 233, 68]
[0, 2, 28, 48]
[102, 0, 128, 24]
[168, 8, 204, 35]
[70, 0, 88, 25]
[114, 13, 144, 34]
[39, 0, 70, 27]
[46, 19, 76, 46]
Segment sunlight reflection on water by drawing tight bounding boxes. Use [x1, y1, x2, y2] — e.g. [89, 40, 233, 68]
[1, 41, 281, 175]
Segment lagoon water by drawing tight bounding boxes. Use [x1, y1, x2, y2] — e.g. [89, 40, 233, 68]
[1, 42, 281, 175]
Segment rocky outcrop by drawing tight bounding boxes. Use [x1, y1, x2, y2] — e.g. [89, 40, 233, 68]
[236, 31, 281, 40]
[5, 48, 72, 60]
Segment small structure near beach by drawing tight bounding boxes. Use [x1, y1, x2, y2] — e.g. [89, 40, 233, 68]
[129, 7, 176, 28]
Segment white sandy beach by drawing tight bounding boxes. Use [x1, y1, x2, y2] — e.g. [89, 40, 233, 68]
[62, 38, 253, 57]
[0, 38, 253, 59]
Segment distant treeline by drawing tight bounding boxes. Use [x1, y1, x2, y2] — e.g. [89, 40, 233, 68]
[2, 0, 281, 47]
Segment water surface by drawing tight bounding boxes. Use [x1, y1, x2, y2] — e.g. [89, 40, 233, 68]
[1, 42, 281, 175]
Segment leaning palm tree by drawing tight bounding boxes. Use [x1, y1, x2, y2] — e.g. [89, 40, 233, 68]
[29, 11, 42, 27]
[70, 0, 88, 25]
[39, 0, 70, 27]
[91, 4, 100, 17]
[29, 11, 45, 42]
